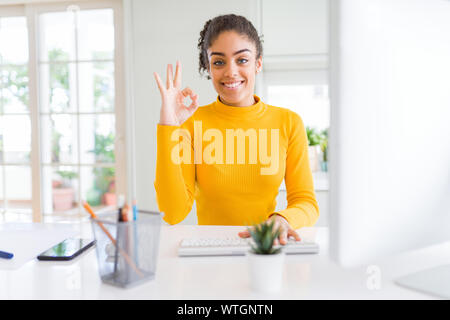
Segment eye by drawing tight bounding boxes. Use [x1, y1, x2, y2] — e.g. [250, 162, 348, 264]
[238, 58, 248, 64]
[212, 60, 224, 66]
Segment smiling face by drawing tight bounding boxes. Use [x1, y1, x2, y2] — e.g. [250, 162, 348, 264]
[207, 31, 262, 107]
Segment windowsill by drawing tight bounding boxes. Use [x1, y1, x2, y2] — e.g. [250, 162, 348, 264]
[0, 205, 117, 224]
[279, 171, 329, 192]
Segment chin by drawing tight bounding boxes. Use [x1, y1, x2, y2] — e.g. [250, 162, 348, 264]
[220, 93, 245, 105]
[217, 89, 250, 104]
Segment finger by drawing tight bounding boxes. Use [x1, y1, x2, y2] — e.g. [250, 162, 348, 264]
[153, 72, 165, 94]
[279, 228, 288, 245]
[181, 87, 194, 97]
[187, 94, 199, 116]
[174, 60, 182, 89]
[288, 229, 301, 241]
[188, 92, 199, 106]
[188, 93, 198, 104]
[238, 230, 251, 238]
[166, 64, 174, 89]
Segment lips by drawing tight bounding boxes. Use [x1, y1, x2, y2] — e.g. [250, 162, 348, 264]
[221, 80, 245, 89]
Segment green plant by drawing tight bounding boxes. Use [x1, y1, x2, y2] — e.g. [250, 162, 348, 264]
[51, 130, 62, 162]
[320, 128, 329, 162]
[48, 48, 70, 111]
[87, 132, 116, 205]
[90, 133, 115, 163]
[92, 167, 115, 194]
[0, 64, 29, 109]
[93, 51, 114, 111]
[55, 170, 78, 188]
[306, 126, 321, 146]
[248, 220, 282, 255]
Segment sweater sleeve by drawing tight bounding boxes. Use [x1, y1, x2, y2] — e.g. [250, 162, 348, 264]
[271, 113, 320, 230]
[154, 124, 195, 225]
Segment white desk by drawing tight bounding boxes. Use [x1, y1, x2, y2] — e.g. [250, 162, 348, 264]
[1, 224, 449, 299]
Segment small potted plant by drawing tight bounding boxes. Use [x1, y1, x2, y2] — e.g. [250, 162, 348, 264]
[53, 170, 77, 211]
[103, 178, 116, 206]
[247, 220, 285, 293]
[320, 128, 328, 172]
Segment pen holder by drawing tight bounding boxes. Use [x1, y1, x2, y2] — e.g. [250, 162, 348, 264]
[91, 211, 163, 288]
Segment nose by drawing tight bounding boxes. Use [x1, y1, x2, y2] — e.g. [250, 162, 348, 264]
[224, 60, 238, 78]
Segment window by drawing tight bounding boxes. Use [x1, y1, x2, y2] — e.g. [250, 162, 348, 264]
[263, 69, 330, 132]
[0, 0, 125, 223]
[262, 66, 330, 190]
[0, 10, 31, 220]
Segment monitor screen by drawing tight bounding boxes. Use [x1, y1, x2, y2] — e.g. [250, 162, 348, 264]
[329, 0, 450, 267]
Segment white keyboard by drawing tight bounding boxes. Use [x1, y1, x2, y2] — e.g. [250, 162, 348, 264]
[178, 237, 319, 257]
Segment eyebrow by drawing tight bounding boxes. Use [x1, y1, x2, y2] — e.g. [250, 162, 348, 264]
[209, 49, 251, 57]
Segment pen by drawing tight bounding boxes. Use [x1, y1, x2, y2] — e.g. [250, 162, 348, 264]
[118, 195, 126, 222]
[115, 195, 126, 274]
[122, 202, 130, 222]
[0, 250, 14, 259]
[132, 199, 139, 265]
[132, 199, 138, 221]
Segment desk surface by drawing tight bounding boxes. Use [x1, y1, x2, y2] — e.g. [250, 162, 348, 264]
[1, 223, 449, 299]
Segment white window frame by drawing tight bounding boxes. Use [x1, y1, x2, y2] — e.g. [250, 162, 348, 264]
[0, 0, 127, 222]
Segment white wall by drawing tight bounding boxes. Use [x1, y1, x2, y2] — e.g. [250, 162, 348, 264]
[262, 0, 328, 56]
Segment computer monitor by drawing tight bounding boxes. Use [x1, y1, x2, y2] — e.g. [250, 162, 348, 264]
[328, 0, 450, 297]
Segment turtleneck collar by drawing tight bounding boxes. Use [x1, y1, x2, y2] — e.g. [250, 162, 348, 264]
[212, 95, 267, 120]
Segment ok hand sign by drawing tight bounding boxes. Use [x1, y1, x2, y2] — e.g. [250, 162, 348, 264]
[154, 61, 200, 126]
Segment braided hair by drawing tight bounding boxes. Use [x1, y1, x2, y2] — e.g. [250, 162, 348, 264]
[197, 14, 263, 79]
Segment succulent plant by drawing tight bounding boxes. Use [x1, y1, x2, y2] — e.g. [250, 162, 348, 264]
[248, 220, 282, 255]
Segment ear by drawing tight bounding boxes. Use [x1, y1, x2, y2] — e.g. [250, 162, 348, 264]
[255, 55, 263, 73]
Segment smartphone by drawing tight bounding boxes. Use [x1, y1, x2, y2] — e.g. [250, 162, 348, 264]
[37, 238, 96, 261]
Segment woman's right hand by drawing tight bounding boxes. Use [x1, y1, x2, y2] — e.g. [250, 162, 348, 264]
[154, 61, 199, 126]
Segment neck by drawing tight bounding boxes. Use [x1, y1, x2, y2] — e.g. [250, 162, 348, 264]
[219, 94, 256, 107]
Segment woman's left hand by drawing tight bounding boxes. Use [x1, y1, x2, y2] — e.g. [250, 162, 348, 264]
[238, 214, 301, 245]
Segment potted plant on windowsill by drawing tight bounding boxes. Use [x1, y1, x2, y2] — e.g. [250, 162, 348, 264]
[247, 220, 284, 293]
[53, 170, 77, 211]
[103, 179, 116, 206]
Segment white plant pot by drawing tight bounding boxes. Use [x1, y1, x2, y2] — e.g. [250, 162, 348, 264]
[308, 145, 320, 172]
[247, 250, 285, 293]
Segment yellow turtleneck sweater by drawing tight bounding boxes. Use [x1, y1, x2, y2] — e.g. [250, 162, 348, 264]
[154, 95, 319, 229]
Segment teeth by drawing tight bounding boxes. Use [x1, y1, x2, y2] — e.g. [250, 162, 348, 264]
[223, 81, 243, 88]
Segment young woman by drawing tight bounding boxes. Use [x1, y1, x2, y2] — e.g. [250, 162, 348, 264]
[154, 14, 319, 244]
